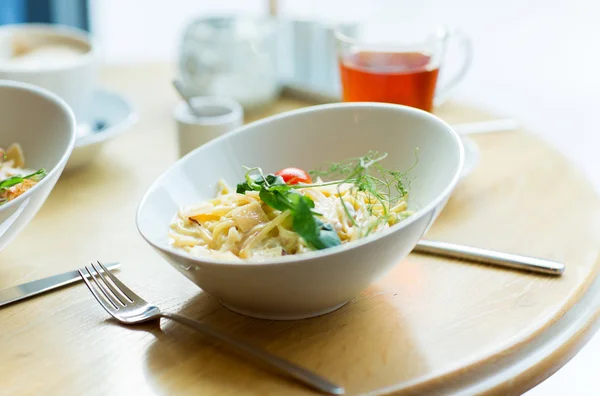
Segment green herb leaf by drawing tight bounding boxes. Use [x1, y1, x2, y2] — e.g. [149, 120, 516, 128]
[314, 221, 342, 249]
[291, 193, 341, 250]
[235, 150, 416, 252]
[237, 167, 341, 250]
[24, 168, 47, 181]
[0, 168, 47, 191]
[236, 168, 288, 194]
[308, 151, 416, 235]
[259, 186, 293, 212]
[236, 182, 253, 194]
[0, 176, 25, 190]
[264, 174, 286, 187]
[236, 173, 262, 194]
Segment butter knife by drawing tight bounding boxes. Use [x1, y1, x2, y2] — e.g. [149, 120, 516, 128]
[0, 262, 120, 308]
[414, 241, 564, 275]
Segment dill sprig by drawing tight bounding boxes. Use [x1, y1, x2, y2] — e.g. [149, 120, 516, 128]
[309, 151, 414, 203]
[309, 150, 417, 236]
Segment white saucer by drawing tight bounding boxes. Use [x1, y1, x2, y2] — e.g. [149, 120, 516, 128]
[65, 89, 138, 170]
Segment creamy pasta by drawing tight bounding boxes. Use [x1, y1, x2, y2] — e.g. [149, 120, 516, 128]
[0, 143, 46, 205]
[169, 174, 412, 261]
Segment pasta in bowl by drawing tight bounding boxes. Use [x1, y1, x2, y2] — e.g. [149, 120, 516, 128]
[170, 152, 414, 261]
[0, 143, 47, 205]
[137, 102, 463, 319]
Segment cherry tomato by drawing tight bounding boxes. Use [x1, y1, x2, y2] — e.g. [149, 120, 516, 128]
[275, 167, 312, 185]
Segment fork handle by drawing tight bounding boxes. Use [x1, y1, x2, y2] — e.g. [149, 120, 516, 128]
[161, 313, 344, 395]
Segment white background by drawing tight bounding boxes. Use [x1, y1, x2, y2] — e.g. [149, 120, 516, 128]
[90, 1, 600, 394]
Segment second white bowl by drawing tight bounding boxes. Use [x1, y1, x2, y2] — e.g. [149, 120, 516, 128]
[0, 80, 76, 252]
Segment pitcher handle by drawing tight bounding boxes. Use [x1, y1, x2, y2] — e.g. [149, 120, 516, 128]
[434, 28, 473, 108]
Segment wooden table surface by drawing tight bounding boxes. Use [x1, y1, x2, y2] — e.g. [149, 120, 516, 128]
[1, 64, 599, 396]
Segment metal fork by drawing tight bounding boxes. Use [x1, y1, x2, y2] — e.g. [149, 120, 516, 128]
[79, 262, 344, 395]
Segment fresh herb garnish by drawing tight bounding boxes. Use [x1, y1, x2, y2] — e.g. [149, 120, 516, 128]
[309, 151, 414, 204]
[237, 168, 342, 250]
[290, 194, 341, 249]
[0, 177, 25, 191]
[309, 151, 416, 235]
[235, 151, 416, 250]
[0, 168, 47, 191]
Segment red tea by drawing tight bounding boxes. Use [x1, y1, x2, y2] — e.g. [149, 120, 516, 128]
[339, 51, 439, 112]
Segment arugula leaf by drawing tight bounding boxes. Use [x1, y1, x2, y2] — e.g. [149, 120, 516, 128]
[235, 151, 415, 250]
[236, 169, 287, 194]
[236, 182, 253, 194]
[291, 194, 341, 250]
[237, 168, 341, 251]
[0, 176, 25, 190]
[264, 174, 286, 187]
[259, 186, 292, 212]
[236, 173, 262, 194]
[24, 168, 47, 181]
[260, 175, 293, 209]
[0, 168, 47, 191]
[315, 222, 342, 248]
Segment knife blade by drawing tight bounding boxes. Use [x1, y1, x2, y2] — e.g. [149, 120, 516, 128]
[0, 262, 120, 308]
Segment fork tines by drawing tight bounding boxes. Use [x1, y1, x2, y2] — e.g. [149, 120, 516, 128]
[79, 261, 132, 315]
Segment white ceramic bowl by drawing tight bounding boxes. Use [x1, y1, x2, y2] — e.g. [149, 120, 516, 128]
[137, 103, 464, 320]
[0, 80, 76, 251]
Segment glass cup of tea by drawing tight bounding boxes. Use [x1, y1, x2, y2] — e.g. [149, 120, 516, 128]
[335, 25, 472, 112]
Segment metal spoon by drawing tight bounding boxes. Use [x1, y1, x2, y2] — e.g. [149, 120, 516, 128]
[172, 79, 201, 117]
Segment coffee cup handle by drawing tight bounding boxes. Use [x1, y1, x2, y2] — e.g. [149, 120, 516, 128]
[434, 28, 473, 108]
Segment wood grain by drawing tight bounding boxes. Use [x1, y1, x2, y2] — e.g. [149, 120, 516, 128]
[0, 64, 599, 396]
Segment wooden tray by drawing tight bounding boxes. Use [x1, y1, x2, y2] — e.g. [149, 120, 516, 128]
[1, 64, 599, 395]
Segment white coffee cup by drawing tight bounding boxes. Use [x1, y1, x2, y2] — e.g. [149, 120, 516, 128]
[175, 97, 244, 158]
[0, 23, 98, 121]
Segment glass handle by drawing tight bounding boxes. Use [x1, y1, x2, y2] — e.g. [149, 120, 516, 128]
[434, 28, 473, 107]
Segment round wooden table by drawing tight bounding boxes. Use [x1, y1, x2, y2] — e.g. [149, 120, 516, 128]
[0, 64, 598, 395]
